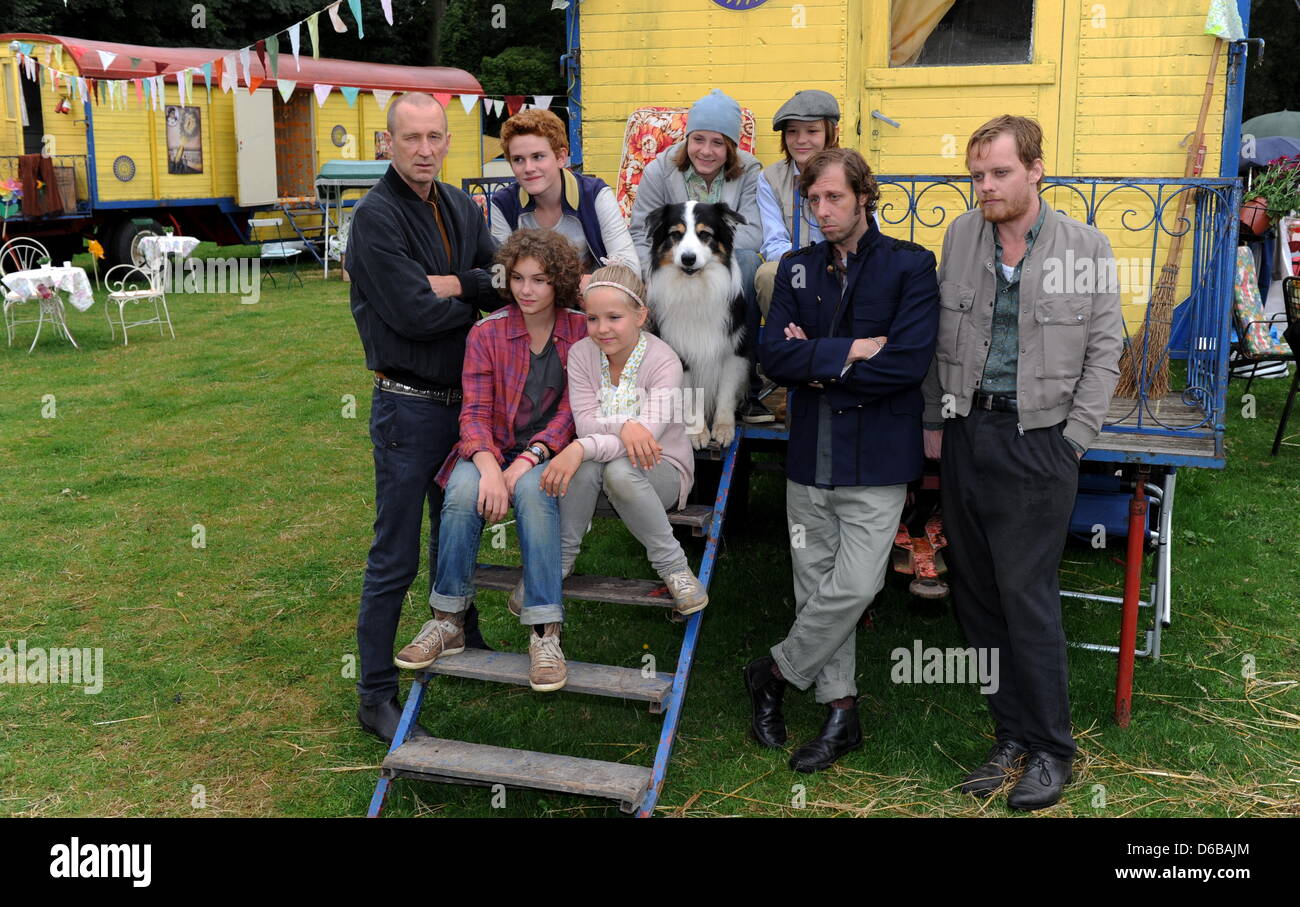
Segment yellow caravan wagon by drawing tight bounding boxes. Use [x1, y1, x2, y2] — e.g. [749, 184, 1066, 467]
[0, 34, 484, 265]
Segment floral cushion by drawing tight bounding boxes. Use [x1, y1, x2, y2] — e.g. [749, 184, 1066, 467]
[1234, 246, 1291, 356]
[615, 106, 757, 222]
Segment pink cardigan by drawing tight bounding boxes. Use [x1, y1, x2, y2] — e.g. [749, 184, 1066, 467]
[566, 332, 694, 510]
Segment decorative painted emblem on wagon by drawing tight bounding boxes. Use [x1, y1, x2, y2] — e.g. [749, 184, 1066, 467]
[710, 0, 770, 8]
[332, 125, 349, 147]
[113, 155, 136, 182]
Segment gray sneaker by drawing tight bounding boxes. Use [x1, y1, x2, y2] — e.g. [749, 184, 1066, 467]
[527, 623, 567, 692]
[664, 570, 709, 615]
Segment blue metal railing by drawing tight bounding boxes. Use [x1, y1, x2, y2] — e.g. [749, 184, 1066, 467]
[869, 174, 1240, 461]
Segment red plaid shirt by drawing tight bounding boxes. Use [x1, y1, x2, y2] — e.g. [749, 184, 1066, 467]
[436, 303, 589, 488]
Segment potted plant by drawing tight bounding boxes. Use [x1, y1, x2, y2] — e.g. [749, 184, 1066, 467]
[1242, 154, 1300, 236]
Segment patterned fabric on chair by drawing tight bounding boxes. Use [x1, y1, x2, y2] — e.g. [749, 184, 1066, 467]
[1234, 245, 1291, 356]
[614, 106, 758, 223]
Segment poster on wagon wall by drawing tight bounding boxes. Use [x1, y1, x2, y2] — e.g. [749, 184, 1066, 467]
[165, 105, 204, 174]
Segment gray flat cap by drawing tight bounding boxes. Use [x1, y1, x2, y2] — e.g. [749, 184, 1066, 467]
[772, 90, 841, 129]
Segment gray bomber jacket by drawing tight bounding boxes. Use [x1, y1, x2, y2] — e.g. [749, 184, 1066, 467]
[921, 203, 1123, 452]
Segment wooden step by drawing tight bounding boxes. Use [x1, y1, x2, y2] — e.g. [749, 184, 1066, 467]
[382, 737, 652, 813]
[422, 648, 673, 708]
[474, 564, 676, 608]
[593, 501, 713, 536]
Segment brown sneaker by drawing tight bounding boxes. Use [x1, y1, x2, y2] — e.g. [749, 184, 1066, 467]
[509, 566, 572, 617]
[394, 612, 465, 670]
[527, 623, 567, 692]
[664, 570, 709, 615]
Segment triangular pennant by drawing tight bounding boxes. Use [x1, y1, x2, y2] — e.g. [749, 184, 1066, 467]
[380, 0, 394, 25]
[239, 48, 251, 87]
[347, 0, 364, 39]
[154, 76, 164, 111]
[277, 79, 296, 103]
[66, 44, 85, 62]
[129, 56, 142, 70]
[214, 57, 227, 93]
[183, 70, 195, 106]
[133, 78, 143, 103]
[307, 13, 321, 59]
[491, 98, 503, 117]
[372, 88, 394, 111]
[255, 40, 267, 81]
[505, 95, 525, 116]
[52, 46, 63, 70]
[23, 56, 36, 81]
[42, 45, 52, 68]
[458, 93, 477, 115]
[289, 23, 302, 70]
[96, 50, 117, 71]
[177, 69, 187, 106]
[532, 95, 554, 111]
[313, 83, 332, 106]
[340, 85, 360, 106]
[266, 35, 279, 80]
[327, 2, 348, 33]
[201, 62, 213, 101]
[248, 72, 264, 95]
[433, 91, 452, 108]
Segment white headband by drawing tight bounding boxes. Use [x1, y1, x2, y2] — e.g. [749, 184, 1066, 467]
[584, 280, 646, 309]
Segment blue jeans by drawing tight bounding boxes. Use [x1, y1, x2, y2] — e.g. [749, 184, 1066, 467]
[356, 388, 461, 707]
[736, 248, 764, 397]
[432, 457, 564, 625]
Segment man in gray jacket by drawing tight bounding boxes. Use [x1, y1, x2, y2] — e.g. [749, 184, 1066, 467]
[921, 115, 1122, 810]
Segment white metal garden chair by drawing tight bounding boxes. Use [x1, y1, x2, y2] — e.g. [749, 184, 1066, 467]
[104, 258, 175, 345]
[2, 237, 51, 347]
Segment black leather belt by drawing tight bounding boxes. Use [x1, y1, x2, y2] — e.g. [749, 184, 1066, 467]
[973, 391, 1017, 412]
[374, 374, 462, 405]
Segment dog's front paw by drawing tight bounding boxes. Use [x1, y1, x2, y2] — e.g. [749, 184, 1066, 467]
[711, 420, 736, 448]
[689, 429, 711, 450]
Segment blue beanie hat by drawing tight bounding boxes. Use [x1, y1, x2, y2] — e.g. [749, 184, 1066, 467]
[686, 89, 741, 146]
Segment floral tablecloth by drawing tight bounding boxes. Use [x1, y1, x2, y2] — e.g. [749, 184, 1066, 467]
[2, 266, 95, 312]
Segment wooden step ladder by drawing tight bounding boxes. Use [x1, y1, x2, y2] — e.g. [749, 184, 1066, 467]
[366, 434, 742, 817]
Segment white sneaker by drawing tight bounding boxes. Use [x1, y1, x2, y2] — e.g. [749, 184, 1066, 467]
[528, 623, 567, 692]
[664, 570, 709, 615]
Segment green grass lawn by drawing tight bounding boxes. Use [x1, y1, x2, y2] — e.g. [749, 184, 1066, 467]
[1, 247, 1296, 818]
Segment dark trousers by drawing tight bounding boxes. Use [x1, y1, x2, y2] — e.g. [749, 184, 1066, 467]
[940, 407, 1079, 759]
[356, 387, 461, 706]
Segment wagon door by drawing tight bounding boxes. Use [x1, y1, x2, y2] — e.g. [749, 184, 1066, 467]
[234, 88, 278, 206]
[863, 0, 1067, 179]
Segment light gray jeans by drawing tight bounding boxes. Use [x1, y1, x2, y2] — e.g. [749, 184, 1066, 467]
[560, 458, 690, 579]
[772, 480, 907, 703]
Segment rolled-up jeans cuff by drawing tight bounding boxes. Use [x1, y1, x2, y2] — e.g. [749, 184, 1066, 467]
[519, 603, 564, 626]
[429, 591, 472, 613]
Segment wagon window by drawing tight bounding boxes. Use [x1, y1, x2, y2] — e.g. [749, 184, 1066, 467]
[891, 0, 1034, 67]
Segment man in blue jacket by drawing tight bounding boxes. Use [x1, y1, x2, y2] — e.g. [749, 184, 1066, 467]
[348, 93, 501, 743]
[749, 148, 938, 772]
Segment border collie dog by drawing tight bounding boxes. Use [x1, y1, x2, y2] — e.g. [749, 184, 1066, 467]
[644, 200, 749, 449]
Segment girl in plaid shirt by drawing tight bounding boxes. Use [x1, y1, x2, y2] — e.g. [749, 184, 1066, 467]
[395, 229, 588, 692]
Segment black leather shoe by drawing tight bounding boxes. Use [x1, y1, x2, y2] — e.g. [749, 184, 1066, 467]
[462, 601, 493, 651]
[740, 397, 776, 424]
[357, 696, 431, 745]
[743, 656, 787, 748]
[789, 703, 862, 773]
[960, 740, 1029, 797]
[1007, 751, 1073, 811]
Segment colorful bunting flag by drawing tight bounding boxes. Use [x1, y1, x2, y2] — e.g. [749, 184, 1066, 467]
[380, 0, 394, 25]
[458, 93, 478, 115]
[289, 22, 302, 70]
[277, 79, 296, 103]
[505, 95, 525, 116]
[340, 85, 360, 105]
[313, 83, 332, 106]
[201, 62, 213, 100]
[239, 47, 251, 87]
[133, 78, 143, 103]
[532, 95, 554, 111]
[433, 91, 452, 108]
[373, 89, 394, 111]
[97, 50, 116, 71]
[328, 2, 348, 33]
[347, 0, 364, 39]
[307, 13, 321, 59]
[266, 35, 280, 80]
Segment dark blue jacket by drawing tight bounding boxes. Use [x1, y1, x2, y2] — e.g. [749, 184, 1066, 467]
[491, 169, 610, 263]
[760, 216, 939, 488]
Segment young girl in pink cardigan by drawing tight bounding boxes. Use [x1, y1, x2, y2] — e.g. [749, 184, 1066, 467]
[539, 263, 709, 614]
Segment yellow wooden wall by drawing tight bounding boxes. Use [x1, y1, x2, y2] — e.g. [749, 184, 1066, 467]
[580, 0, 1232, 326]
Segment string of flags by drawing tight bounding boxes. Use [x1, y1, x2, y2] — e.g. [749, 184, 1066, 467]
[8, 0, 563, 117]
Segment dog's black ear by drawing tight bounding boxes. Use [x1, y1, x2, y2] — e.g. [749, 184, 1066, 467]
[644, 204, 669, 242]
[715, 202, 749, 228]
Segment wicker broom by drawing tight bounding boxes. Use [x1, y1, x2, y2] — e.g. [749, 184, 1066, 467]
[1115, 37, 1224, 399]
